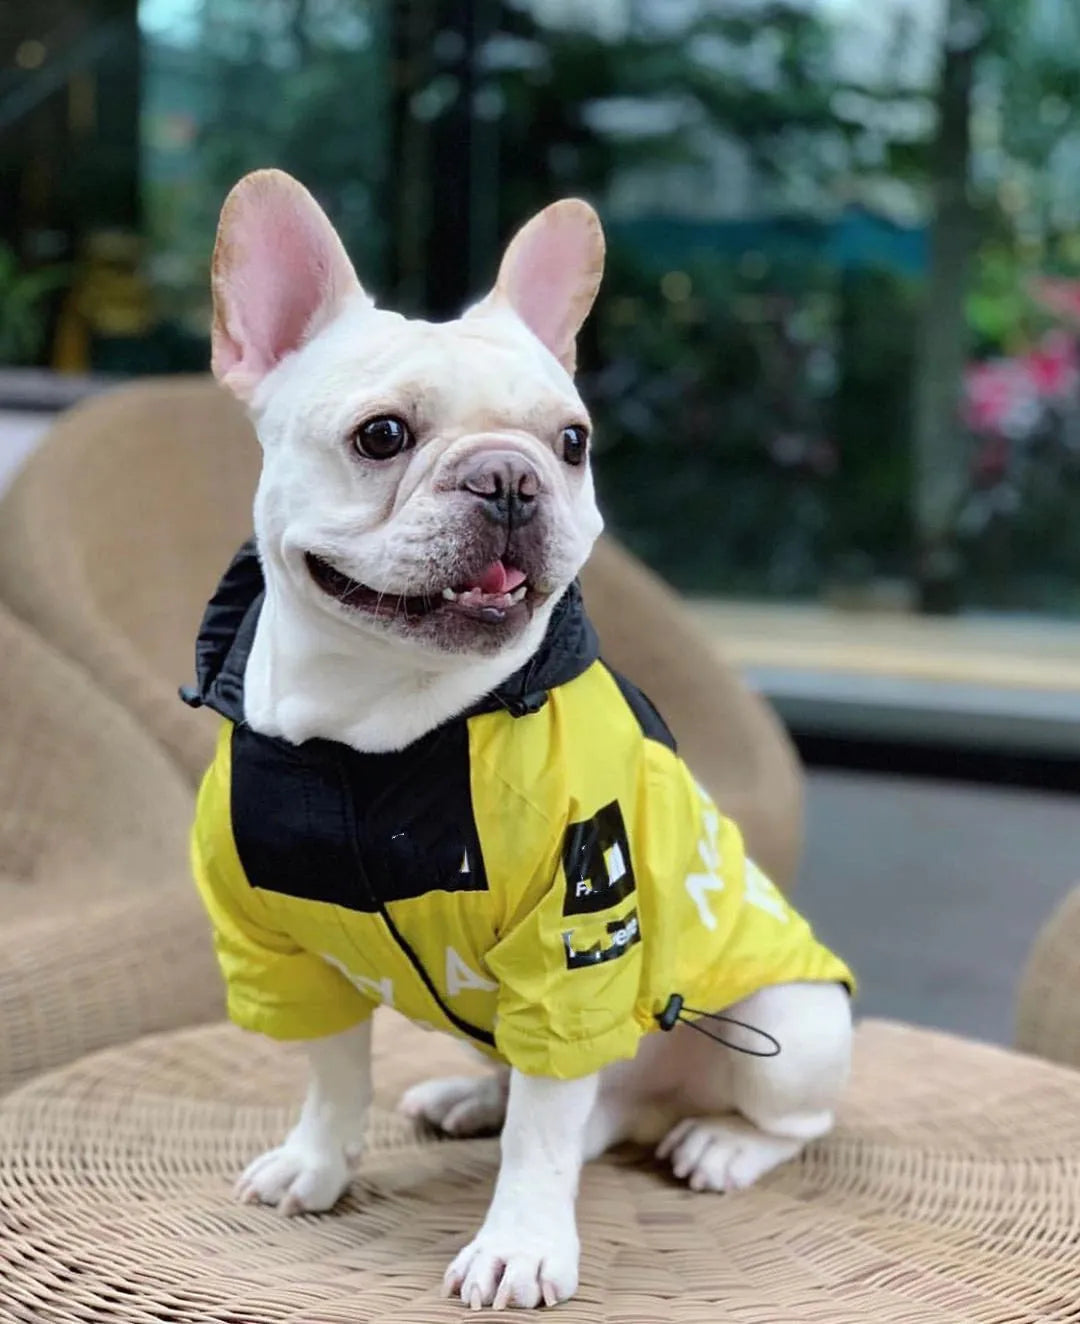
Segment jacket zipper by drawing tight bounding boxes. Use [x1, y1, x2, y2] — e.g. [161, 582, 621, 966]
[336, 757, 496, 1049]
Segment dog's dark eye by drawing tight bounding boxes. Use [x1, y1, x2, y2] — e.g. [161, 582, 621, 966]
[560, 425, 589, 467]
[352, 415, 413, 461]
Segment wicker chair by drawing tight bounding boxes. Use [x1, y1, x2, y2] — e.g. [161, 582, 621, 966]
[0, 602, 220, 1096]
[0, 378, 256, 786]
[0, 376, 802, 887]
[1015, 883, 1080, 1071]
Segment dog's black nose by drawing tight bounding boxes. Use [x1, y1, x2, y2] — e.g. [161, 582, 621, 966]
[460, 452, 540, 526]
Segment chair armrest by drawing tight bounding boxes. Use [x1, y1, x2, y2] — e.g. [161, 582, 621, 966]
[0, 881, 223, 1095]
[1015, 882, 1080, 1070]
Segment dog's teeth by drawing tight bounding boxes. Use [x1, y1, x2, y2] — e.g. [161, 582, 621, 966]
[509, 585, 528, 604]
[441, 587, 458, 601]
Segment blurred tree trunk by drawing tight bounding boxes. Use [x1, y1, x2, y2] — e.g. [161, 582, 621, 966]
[288, 0, 310, 66]
[386, 0, 499, 319]
[910, 0, 983, 613]
[424, 0, 498, 318]
[387, 0, 436, 314]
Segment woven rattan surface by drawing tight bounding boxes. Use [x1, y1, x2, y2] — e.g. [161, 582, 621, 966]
[2, 1013, 1079, 1323]
[0, 377, 801, 884]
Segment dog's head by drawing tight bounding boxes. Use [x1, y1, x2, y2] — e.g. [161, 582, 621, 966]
[211, 169, 605, 661]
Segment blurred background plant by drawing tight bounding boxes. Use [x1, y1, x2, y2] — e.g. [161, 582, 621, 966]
[0, 243, 68, 365]
[4, 0, 1080, 613]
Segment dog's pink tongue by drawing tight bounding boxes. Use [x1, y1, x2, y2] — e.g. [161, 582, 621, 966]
[475, 560, 526, 594]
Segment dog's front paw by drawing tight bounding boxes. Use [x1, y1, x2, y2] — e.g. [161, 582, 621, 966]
[234, 1137, 353, 1215]
[443, 1217, 579, 1311]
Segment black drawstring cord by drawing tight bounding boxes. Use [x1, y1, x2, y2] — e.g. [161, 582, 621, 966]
[657, 994, 782, 1058]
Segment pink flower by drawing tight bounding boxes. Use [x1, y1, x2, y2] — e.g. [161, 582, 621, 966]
[1025, 330, 1078, 399]
[1029, 276, 1080, 325]
[962, 332, 1079, 436]
[963, 359, 1029, 433]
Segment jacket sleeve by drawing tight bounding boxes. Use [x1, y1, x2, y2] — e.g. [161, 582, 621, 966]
[191, 726, 377, 1041]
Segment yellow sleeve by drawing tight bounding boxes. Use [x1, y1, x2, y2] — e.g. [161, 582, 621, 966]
[191, 726, 377, 1041]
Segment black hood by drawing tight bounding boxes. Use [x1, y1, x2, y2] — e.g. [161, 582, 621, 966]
[181, 538, 599, 729]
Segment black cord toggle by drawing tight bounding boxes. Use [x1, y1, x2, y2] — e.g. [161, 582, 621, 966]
[656, 993, 782, 1058]
[504, 691, 549, 718]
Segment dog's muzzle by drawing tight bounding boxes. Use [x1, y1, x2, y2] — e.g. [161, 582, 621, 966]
[459, 451, 540, 528]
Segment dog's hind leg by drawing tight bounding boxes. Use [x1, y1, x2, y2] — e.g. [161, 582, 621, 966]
[654, 980, 852, 1192]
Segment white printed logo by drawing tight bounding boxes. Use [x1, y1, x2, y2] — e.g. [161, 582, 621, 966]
[604, 841, 627, 884]
[685, 797, 724, 930]
[563, 910, 641, 969]
[745, 857, 789, 922]
[445, 945, 497, 997]
[322, 953, 394, 1007]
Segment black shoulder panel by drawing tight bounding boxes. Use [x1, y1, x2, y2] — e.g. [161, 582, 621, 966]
[605, 666, 678, 753]
[230, 727, 368, 909]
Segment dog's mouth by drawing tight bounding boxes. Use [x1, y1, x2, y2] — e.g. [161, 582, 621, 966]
[305, 552, 536, 624]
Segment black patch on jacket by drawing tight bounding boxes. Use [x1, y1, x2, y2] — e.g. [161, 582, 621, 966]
[562, 910, 641, 970]
[230, 728, 363, 909]
[229, 721, 487, 911]
[562, 800, 636, 916]
[607, 670, 677, 753]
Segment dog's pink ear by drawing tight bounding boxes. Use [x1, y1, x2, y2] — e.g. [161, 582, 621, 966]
[211, 169, 365, 399]
[487, 199, 605, 374]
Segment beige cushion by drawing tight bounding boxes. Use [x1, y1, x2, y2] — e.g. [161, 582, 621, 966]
[0, 602, 219, 1094]
[0, 376, 802, 885]
[0, 378, 259, 781]
[1015, 881, 1080, 1069]
[2, 1013, 1079, 1320]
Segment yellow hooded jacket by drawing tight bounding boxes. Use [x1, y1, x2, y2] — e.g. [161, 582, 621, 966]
[187, 542, 853, 1080]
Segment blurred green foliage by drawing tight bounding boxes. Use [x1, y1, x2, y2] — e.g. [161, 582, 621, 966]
[0, 244, 68, 366]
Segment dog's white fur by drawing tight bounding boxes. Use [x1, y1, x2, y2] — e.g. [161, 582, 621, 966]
[215, 170, 853, 1310]
[241, 304, 602, 751]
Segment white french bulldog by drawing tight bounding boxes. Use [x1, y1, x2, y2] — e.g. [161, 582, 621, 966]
[201, 169, 853, 1312]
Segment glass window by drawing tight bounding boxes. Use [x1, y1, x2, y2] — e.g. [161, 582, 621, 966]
[4, 0, 1080, 621]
